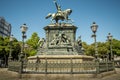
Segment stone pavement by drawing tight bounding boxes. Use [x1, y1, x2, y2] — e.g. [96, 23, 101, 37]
[0, 68, 120, 80]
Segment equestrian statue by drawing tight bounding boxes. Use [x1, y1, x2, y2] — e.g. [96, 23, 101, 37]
[45, 0, 73, 23]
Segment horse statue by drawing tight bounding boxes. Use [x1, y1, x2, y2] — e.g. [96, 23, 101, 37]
[45, 0, 73, 23]
[46, 9, 72, 23]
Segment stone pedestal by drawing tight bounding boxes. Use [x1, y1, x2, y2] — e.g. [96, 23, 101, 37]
[28, 55, 94, 63]
[36, 23, 85, 55]
[44, 23, 77, 48]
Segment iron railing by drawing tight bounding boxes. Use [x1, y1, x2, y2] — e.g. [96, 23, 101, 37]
[8, 59, 115, 74]
[8, 61, 22, 72]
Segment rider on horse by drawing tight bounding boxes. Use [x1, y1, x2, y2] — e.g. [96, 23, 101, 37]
[46, 0, 72, 23]
[54, 0, 64, 17]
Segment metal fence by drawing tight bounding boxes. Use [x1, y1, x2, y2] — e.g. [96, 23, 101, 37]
[23, 61, 96, 74]
[8, 58, 115, 74]
[8, 61, 22, 72]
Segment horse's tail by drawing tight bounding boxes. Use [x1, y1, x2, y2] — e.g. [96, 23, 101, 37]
[45, 13, 52, 19]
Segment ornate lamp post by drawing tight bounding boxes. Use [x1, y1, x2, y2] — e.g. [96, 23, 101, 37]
[91, 22, 98, 59]
[107, 33, 113, 61]
[9, 35, 14, 61]
[20, 24, 28, 60]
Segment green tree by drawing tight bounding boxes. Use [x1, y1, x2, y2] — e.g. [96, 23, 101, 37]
[0, 36, 21, 66]
[97, 42, 108, 58]
[26, 32, 40, 56]
[83, 38, 120, 59]
[0, 37, 9, 66]
[85, 44, 95, 56]
[0, 36, 4, 46]
[83, 42, 108, 57]
[111, 39, 120, 56]
[0, 36, 21, 59]
[12, 38, 21, 60]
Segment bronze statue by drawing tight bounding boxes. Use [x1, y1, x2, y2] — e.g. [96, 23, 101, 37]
[45, 0, 72, 23]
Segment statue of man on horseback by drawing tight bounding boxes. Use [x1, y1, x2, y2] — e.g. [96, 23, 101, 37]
[45, 0, 73, 23]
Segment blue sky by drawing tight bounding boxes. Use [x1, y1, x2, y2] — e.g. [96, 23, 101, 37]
[0, 0, 120, 44]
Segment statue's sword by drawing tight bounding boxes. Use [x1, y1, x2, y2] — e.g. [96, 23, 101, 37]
[53, 0, 59, 11]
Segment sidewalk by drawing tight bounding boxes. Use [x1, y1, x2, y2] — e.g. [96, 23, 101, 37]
[0, 68, 120, 80]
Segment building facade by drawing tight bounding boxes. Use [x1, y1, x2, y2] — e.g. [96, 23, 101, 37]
[0, 17, 11, 37]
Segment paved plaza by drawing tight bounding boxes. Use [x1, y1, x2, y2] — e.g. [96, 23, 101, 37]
[0, 68, 120, 80]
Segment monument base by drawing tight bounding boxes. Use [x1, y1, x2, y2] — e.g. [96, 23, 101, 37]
[25, 55, 96, 75]
[28, 55, 94, 63]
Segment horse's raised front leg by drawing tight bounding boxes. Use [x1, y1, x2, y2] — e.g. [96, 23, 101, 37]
[65, 18, 74, 24]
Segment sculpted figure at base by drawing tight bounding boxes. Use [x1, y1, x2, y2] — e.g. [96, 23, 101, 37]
[77, 36, 82, 47]
[37, 38, 45, 48]
[50, 31, 71, 46]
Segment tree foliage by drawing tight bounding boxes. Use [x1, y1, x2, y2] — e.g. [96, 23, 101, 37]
[83, 38, 120, 58]
[112, 39, 120, 56]
[26, 32, 40, 56]
[0, 36, 21, 66]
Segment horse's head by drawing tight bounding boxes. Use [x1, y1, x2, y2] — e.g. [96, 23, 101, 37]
[66, 9, 72, 15]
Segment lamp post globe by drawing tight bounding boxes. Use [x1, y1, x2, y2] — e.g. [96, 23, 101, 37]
[91, 22, 98, 33]
[20, 24, 28, 33]
[107, 33, 113, 41]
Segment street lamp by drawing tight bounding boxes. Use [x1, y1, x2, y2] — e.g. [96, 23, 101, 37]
[9, 35, 14, 61]
[20, 23, 28, 60]
[91, 22, 98, 59]
[107, 33, 113, 61]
